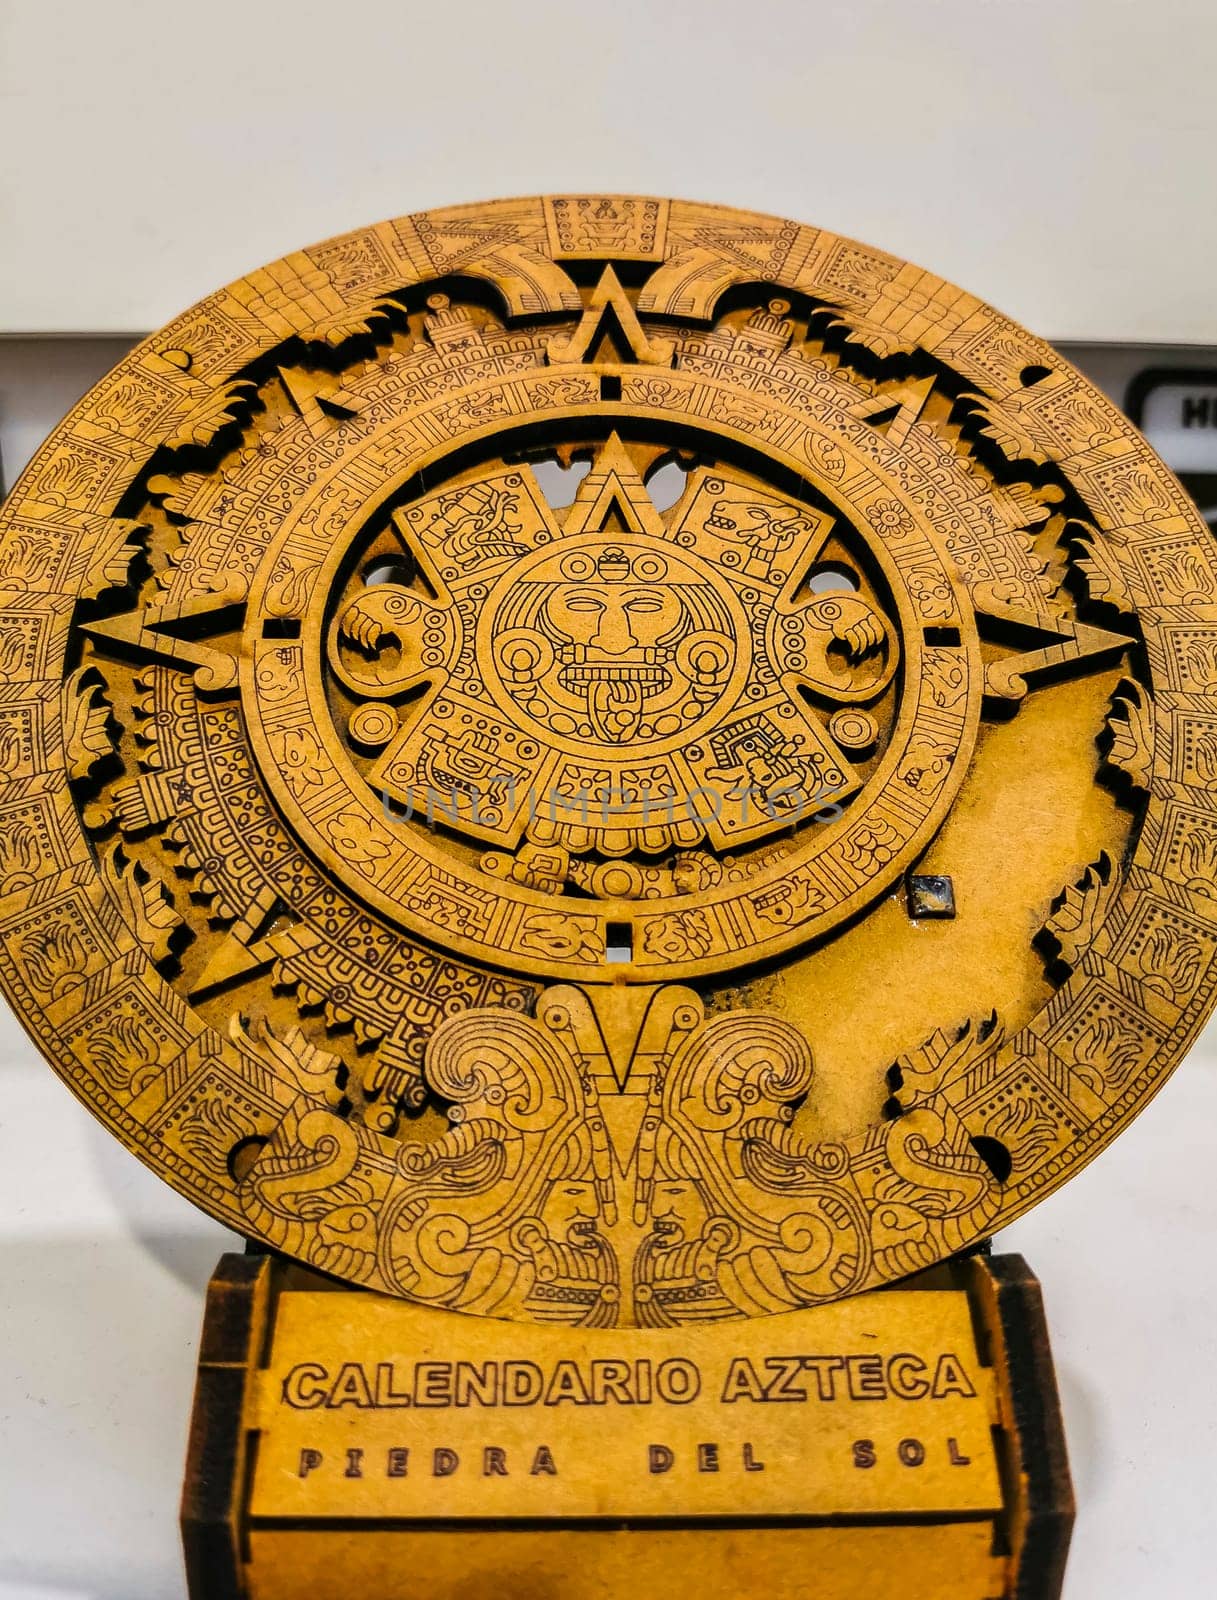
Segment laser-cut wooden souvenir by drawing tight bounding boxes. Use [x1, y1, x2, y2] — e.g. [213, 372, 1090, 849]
[0, 194, 1209, 1597]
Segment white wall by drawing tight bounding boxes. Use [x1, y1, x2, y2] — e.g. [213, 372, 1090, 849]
[2, 0, 1216, 342]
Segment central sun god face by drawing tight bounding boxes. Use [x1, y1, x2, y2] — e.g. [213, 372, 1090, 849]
[493, 540, 738, 747]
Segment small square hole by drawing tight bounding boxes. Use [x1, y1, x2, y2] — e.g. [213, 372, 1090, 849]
[262, 618, 301, 640]
[600, 374, 622, 402]
[605, 920, 633, 963]
[906, 873, 956, 919]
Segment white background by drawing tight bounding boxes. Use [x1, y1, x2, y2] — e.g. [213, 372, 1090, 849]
[2, 2, 1216, 1597]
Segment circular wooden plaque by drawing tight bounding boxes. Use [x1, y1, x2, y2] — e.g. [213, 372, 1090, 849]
[1, 196, 1212, 1322]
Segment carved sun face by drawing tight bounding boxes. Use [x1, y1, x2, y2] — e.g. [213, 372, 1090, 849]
[493, 542, 737, 746]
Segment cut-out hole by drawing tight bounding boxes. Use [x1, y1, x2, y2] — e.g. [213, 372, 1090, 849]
[531, 456, 591, 509]
[905, 872, 956, 919]
[600, 374, 622, 401]
[605, 920, 633, 964]
[1019, 364, 1052, 388]
[261, 618, 301, 640]
[969, 1135, 1012, 1184]
[807, 562, 860, 594]
[646, 459, 688, 512]
[364, 556, 414, 587]
[228, 1135, 268, 1183]
[584, 305, 642, 365]
[923, 625, 961, 648]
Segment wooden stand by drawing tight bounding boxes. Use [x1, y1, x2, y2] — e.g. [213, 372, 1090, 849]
[182, 1251, 1071, 1600]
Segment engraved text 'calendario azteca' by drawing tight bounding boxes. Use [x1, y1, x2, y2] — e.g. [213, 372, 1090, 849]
[1, 195, 1214, 1325]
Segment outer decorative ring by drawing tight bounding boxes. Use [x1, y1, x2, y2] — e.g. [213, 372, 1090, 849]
[0, 195, 1212, 1320]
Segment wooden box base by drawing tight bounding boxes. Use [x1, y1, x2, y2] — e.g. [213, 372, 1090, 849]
[182, 1251, 1072, 1600]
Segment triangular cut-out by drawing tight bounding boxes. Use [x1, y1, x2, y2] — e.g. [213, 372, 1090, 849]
[583, 983, 667, 1092]
[82, 593, 244, 694]
[853, 375, 936, 448]
[562, 433, 666, 539]
[189, 930, 277, 999]
[974, 585, 1131, 704]
[548, 266, 674, 367]
[587, 305, 644, 365]
[189, 885, 287, 1000]
[278, 367, 366, 438]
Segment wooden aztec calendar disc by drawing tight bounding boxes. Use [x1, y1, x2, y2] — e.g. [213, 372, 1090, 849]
[2, 195, 1213, 1324]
